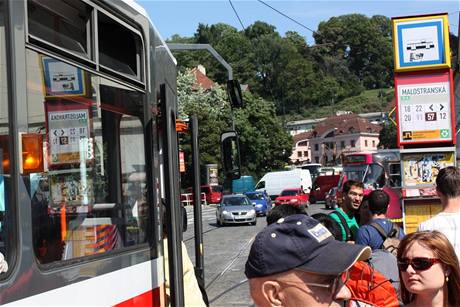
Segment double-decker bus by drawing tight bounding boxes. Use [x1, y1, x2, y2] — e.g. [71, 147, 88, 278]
[339, 150, 402, 221]
[0, 0, 240, 305]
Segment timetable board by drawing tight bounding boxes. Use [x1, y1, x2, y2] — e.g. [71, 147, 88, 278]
[396, 70, 454, 145]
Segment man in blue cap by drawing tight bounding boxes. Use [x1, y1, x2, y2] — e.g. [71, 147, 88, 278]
[245, 214, 371, 306]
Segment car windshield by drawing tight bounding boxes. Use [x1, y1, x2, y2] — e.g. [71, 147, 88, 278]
[222, 197, 250, 206]
[246, 193, 264, 200]
[211, 185, 223, 193]
[280, 190, 299, 196]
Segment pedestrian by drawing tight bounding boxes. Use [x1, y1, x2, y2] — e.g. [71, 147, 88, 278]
[245, 214, 372, 307]
[356, 190, 404, 251]
[329, 180, 364, 242]
[397, 230, 460, 307]
[266, 203, 307, 225]
[418, 166, 460, 259]
[0, 252, 7, 273]
[355, 189, 404, 293]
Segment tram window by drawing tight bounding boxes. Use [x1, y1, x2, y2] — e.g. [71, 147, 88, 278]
[27, 0, 92, 59]
[0, 0, 11, 274]
[26, 49, 149, 265]
[98, 12, 143, 81]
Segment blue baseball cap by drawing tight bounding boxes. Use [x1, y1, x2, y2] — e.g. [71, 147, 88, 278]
[245, 214, 371, 278]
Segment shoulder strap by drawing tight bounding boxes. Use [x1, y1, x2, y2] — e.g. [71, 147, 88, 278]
[369, 222, 388, 239]
[331, 211, 352, 241]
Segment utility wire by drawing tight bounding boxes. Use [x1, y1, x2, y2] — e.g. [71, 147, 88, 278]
[228, 0, 246, 31]
[256, 0, 316, 34]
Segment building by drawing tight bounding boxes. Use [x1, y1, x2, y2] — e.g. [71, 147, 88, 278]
[290, 113, 382, 165]
[286, 111, 387, 135]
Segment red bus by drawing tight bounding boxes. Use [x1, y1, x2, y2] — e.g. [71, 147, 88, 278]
[338, 150, 402, 221]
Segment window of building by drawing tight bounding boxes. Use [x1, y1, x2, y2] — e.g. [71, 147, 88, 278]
[372, 140, 376, 147]
[348, 127, 355, 134]
[314, 144, 319, 151]
[26, 50, 149, 265]
[303, 151, 308, 157]
[341, 141, 345, 149]
[314, 157, 320, 163]
[297, 151, 302, 158]
[351, 140, 355, 147]
[365, 140, 368, 147]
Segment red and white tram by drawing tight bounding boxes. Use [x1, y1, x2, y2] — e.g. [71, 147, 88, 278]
[0, 0, 242, 305]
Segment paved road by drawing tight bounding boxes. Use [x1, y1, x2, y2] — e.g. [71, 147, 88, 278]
[183, 202, 330, 306]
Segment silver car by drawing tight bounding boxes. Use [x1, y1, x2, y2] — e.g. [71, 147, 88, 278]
[216, 194, 257, 226]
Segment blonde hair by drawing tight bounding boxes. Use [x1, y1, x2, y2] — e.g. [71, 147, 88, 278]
[397, 231, 460, 306]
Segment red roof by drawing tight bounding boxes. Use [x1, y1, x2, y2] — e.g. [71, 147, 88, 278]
[191, 67, 215, 90]
[293, 131, 313, 143]
[312, 114, 381, 137]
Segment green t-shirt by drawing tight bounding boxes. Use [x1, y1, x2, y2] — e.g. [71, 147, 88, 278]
[329, 208, 359, 242]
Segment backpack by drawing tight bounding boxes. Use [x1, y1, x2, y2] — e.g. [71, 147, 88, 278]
[369, 222, 400, 257]
[347, 260, 399, 307]
[330, 211, 353, 241]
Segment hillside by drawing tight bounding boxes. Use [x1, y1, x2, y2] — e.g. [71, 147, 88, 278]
[286, 88, 395, 121]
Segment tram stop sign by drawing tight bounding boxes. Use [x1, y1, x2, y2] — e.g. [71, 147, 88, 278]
[395, 69, 455, 146]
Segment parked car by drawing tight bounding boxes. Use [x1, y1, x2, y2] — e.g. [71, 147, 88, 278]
[244, 191, 271, 216]
[309, 174, 341, 204]
[186, 184, 222, 204]
[274, 188, 309, 207]
[325, 187, 339, 209]
[216, 194, 257, 226]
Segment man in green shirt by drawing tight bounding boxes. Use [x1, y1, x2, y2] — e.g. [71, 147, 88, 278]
[330, 180, 364, 242]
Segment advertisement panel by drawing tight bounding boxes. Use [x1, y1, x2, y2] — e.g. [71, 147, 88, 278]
[395, 70, 455, 145]
[400, 148, 455, 197]
[392, 13, 450, 72]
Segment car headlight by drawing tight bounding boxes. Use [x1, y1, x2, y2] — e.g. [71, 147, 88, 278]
[249, 209, 256, 215]
[222, 210, 228, 215]
[290, 199, 298, 203]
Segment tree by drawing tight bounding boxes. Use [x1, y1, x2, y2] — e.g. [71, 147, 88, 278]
[177, 70, 292, 185]
[378, 122, 397, 149]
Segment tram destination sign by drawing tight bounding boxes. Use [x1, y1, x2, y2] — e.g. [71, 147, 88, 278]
[396, 70, 454, 145]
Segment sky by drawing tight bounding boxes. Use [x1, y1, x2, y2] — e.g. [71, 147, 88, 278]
[137, 0, 459, 45]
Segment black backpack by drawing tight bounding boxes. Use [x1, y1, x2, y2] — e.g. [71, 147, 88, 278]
[369, 222, 401, 256]
[330, 211, 353, 241]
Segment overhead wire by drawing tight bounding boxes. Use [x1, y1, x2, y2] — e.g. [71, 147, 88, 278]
[228, 0, 246, 31]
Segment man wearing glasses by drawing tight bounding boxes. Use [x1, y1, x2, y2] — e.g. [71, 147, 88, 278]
[245, 214, 371, 306]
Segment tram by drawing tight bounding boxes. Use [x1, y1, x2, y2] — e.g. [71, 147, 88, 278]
[0, 0, 240, 305]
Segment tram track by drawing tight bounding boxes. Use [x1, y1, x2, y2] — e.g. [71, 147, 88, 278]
[206, 234, 256, 304]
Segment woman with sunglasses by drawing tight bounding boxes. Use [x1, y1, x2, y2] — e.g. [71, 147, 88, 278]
[397, 231, 460, 307]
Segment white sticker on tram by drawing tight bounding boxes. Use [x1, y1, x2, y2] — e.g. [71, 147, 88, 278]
[6, 258, 163, 306]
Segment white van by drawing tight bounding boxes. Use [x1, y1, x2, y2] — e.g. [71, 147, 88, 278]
[255, 169, 312, 199]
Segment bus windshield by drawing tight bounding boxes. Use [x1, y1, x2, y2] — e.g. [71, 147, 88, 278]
[363, 163, 385, 188]
[344, 165, 367, 182]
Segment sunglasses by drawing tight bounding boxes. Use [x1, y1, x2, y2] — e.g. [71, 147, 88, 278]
[281, 270, 349, 296]
[397, 257, 442, 271]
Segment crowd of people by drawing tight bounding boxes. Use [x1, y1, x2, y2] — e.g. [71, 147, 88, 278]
[246, 166, 460, 307]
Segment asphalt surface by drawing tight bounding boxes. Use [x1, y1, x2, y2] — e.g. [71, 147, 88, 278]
[183, 202, 330, 306]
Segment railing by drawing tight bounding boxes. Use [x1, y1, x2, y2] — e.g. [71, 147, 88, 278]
[180, 193, 207, 206]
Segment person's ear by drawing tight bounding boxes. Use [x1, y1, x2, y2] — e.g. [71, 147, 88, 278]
[262, 280, 283, 306]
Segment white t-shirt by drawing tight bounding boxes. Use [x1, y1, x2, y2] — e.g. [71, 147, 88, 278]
[418, 212, 460, 260]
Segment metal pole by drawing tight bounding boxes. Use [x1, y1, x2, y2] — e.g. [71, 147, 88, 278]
[191, 114, 205, 284]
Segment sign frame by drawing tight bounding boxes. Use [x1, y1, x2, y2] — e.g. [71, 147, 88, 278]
[392, 13, 450, 72]
[41, 56, 87, 98]
[45, 99, 93, 168]
[395, 69, 455, 146]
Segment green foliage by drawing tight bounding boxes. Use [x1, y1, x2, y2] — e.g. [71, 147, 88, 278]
[177, 71, 292, 185]
[378, 122, 397, 149]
